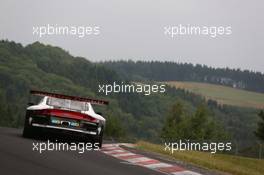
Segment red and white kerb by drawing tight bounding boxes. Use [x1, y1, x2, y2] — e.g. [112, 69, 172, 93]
[101, 144, 202, 175]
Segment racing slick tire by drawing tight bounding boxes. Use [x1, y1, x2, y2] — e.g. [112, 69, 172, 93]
[22, 122, 34, 138]
[22, 118, 39, 138]
[92, 130, 103, 148]
[97, 131, 103, 148]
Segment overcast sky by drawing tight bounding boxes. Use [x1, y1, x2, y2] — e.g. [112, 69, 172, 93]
[0, 0, 263, 72]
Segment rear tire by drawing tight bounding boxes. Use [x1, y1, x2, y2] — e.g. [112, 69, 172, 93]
[98, 132, 103, 148]
[22, 123, 34, 138]
[93, 130, 103, 148]
[22, 118, 38, 138]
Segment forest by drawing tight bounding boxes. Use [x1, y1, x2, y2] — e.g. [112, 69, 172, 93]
[102, 60, 264, 93]
[0, 40, 262, 157]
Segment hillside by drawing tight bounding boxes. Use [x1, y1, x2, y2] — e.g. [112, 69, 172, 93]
[0, 40, 261, 151]
[165, 81, 264, 109]
[0, 40, 224, 141]
[102, 61, 264, 93]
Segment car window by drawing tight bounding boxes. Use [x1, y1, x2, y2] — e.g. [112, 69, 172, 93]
[47, 97, 87, 111]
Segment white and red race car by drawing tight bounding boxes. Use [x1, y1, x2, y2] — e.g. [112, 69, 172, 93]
[23, 90, 109, 147]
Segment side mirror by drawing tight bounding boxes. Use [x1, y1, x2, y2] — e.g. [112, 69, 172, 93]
[27, 102, 35, 106]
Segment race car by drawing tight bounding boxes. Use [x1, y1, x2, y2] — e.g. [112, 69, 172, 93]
[23, 90, 109, 148]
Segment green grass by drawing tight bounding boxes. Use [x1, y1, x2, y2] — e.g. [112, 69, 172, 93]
[137, 141, 264, 175]
[165, 81, 264, 109]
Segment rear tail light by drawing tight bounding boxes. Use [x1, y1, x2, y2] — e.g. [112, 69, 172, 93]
[84, 115, 99, 123]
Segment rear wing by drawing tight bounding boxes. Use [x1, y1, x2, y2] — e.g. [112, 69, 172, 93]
[30, 90, 109, 105]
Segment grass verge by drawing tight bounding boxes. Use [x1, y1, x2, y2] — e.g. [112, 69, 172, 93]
[165, 81, 264, 109]
[136, 141, 264, 175]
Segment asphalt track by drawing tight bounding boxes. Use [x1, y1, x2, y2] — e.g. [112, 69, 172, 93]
[0, 127, 163, 175]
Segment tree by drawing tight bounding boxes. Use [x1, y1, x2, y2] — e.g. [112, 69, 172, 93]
[161, 102, 185, 141]
[104, 114, 126, 139]
[255, 110, 264, 141]
[189, 105, 209, 140]
[161, 102, 228, 141]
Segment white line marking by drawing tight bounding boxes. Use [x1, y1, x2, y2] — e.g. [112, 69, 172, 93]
[172, 171, 202, 175]
[144, 163, 172, 169]
[127, 157, 152, 163]
[112, 153, 136, 157]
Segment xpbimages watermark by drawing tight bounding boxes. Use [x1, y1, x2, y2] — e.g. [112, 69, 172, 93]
[164, 140, 232, 154]
[32, 140, 100, 154]
[98, 82, 166, 95]
[164, 24, 232, 38]
[33, 24, 100, 38]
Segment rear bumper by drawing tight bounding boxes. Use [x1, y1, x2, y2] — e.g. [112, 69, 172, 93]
[25, 110, 103, 136]
[31, 123, 97, 135]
